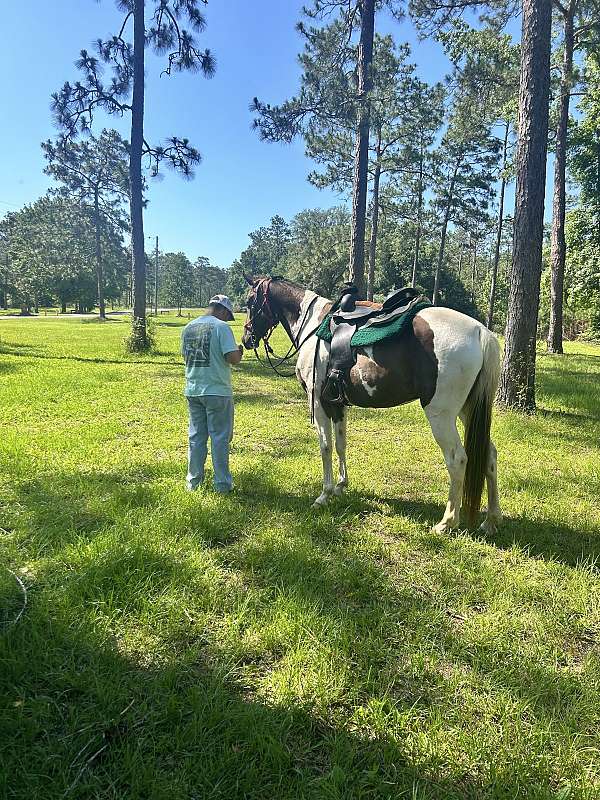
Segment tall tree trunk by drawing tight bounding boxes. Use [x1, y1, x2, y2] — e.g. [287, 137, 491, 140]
[487, 122, 510, 330]
[129, 0, 147, 349]
[367, 146, 381, 301]
[3, 254, 9, 310]
[433, 170, 457, 305]
[411, 143, 424, 288]
[497, 0, 552, 412]
[471, 239, 477, 301]
[93, 190, 106, 320]
[61, 298, 67, 314]
[154, 235, 159, 316]
[348, 0, 375, 298]
[547, 6, 574, 354]
[457, 247, 464, 280]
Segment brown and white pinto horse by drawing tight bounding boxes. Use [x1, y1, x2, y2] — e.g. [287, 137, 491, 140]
[242, 276, 502, 534]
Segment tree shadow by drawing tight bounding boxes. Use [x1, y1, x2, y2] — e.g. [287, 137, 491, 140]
[0, 340, 47, 357]
[231, 469, 600, 572]
[4, 462, 599, 797]
[2, 594, 497, 800]
[0, 361, 20, 376]
[12, 466, 176, 556]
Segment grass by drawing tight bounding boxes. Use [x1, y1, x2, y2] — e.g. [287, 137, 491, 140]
[1, 313, 599, 800]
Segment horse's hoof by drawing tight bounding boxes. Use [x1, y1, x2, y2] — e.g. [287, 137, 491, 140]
[332, 483, 346, 497]
[312, 494, 330, 509]
[479, 516, 501, 535]
[432, 520, 457, 535]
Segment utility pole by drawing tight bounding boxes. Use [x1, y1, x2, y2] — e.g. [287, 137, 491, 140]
[154, 235, 159, 316]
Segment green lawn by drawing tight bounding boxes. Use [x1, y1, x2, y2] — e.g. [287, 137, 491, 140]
[1, 314, 599, 800]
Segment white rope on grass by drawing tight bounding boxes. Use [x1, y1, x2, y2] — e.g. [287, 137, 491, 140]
[2, 568, 28, 628]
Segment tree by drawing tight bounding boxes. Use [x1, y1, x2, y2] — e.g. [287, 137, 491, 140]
[305, 35, 445, 298]
[160, 252, 194, 315]
[429, 100, 500, 306]
[1, 194, 128, 312]
[52, 0, 215, 350]
[497, 0, 553, 411]
[547, 0, 600, 353]
[252, 0, 403, 298]
[42, 129, 130, 320]
[439, 22, 520, 329]
[409, 0, 555, 410]
[282, 207, 351, 297]
[225, 215, 292, 304]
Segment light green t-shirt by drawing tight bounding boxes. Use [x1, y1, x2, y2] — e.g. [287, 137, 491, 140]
[181, 315, 238, 397]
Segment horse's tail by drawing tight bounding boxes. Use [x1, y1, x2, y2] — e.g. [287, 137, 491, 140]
[462, 327, 501, 527]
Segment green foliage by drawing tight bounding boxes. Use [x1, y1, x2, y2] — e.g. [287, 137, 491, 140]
[569, 54, 600, 213]
[160, 252, 195, 315]
[42, 128, 131, 211]
[226, 216, 292, 303]
[157, 253, 227, 313]
[52, 1, 215, 177]
[0, 194, 128, 312]
[283, 207, 351, 298]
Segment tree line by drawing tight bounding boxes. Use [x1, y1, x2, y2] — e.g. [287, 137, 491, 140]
[0, 189, 226, 315]
[1, 0, 598, 412]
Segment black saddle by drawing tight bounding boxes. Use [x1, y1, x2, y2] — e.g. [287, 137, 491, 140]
[321, 284, 420, 406]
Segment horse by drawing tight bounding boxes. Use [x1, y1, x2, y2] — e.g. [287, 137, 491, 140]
[241, 276, 502, 534]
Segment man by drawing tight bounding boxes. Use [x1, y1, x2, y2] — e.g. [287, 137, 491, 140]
[181, 294, 243, 493]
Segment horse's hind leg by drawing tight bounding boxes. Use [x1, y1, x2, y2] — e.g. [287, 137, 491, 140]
[425, 410, 467, 533]
[333, 410, 348, 496]
[312, 402, 335, 508]
[480, 439, 502, 534]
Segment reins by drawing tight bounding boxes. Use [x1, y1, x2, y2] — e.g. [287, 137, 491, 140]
[246, 279, 321, 379]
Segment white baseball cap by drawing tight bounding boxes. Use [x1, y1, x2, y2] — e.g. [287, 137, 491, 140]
[209, 294, 235, 321]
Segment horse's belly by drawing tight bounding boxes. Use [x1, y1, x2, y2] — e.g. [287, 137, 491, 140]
[346, 348, 422, 408]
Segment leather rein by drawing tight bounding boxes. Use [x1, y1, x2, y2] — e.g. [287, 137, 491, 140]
[244, 278, 320, 378]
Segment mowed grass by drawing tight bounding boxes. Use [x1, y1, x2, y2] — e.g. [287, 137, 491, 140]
[1, 313, 599, 800]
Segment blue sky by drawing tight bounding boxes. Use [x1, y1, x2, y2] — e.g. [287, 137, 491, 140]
[0, 1, 539, 267]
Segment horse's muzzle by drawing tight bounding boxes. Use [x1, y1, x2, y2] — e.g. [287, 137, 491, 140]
[241, 331, 256, 350]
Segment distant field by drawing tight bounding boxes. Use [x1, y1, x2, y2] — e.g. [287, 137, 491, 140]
[1, 313, 599, 799]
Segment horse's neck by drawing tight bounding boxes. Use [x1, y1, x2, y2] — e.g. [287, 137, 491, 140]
[277, 288, 328, 343]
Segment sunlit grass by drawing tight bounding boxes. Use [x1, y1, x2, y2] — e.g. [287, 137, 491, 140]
[1, 313, 599, 799]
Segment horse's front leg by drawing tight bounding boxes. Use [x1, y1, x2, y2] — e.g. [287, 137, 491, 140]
[332, 410, 348, 496]
[312, 402, 335, 508]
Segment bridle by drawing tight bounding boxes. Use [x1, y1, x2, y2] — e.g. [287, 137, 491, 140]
[244, 277, 321, 378]
[243, 277, 278, 350]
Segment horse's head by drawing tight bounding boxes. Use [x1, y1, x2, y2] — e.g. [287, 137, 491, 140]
[241, 275, 280, 350]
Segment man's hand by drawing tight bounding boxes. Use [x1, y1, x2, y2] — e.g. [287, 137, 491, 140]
[226, 345, 243, 366]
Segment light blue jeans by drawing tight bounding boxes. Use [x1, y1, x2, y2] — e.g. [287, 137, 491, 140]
[186, 395, 234, 492]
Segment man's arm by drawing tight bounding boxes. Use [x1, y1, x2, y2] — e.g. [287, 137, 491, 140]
[225, 344, 243, 365]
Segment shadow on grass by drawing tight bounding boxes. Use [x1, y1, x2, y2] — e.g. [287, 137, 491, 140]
[13, 465, 177, 555]
[0, 361, 20, 376]
[5, 462, 599, 797]
[1, 597, 496, 800]
[1, 351, 182, 367]
[0, 340, 47, 358]
[231, 470, 600, 571]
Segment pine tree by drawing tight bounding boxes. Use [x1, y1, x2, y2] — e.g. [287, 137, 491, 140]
[497, 0, 553, 410]
[42, 129, 130, 320]
[547, 0, 599, 353]
[52, 0, 215, 350]
[252, 0, 402, 298]
[439, 22, 519, 329]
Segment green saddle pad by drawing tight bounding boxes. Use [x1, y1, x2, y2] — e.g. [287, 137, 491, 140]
[315, 299, 432, 347]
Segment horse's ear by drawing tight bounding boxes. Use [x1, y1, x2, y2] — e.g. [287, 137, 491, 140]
[243, 273, 255, 286]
